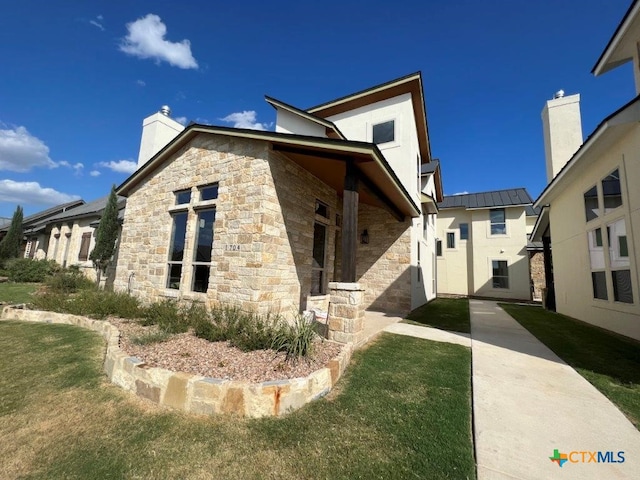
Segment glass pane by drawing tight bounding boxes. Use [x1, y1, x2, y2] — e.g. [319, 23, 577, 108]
[602, 169, 622, 214]
[166, 264, 182, 289]
[200, 184, 219, 201]
[584, 186, 599, 222]
[372, 120, 394, 144]
[492, 260, 508, 277]
[315, 201, 329, 219]
[311, 269, 323, 295]
[192, 265, 210, 293]
[591, 271, 607, 300]
[312, 223, 326, 268]
[612, 270, 633, 303]
[460, 223, 469, 240]
[175, 189, 191, 205]
[490, 209, 506, 235]
[436, 240, 442, 256]
[194, 209, 216, 262]
[588, 229, 605, 269]
[447, 232, 455, 248]
[490, 209, 505, 223]
[491, 223, 506, 235]
[169, 212, 188, 261]
[608, 218, 629, 268]
[493, 277, 509, 289]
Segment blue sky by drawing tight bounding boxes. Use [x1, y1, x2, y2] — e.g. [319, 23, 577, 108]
[0, 0, 635, 218]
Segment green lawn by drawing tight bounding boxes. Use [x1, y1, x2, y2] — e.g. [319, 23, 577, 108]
[0, 321, 475, 479]
[500, 304, 640, 430]
[0, 282, 38, 304]
[403, 298, 470, 334]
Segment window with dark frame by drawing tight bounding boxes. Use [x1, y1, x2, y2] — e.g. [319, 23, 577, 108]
[311, 222, 327, 294]
[436, 240, 442, 256]
[446, 232, 455, 249]
[191, 209, 216, 293]
[167, 211, 188, 289]
[315, 200, 329, 219]
[175, 189, 191, 205]
[78, 232, 92, 261]
[490, 209, 506, 235]
[372, 120, 395, 145]
[460, 223, 469, 240]
[200, 184, 219, 201]
[492, 260, 509, 289]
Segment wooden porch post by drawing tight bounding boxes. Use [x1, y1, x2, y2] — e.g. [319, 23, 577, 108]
[341, 160, 359, 282]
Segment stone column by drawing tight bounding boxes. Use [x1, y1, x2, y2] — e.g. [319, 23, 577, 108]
[327, 282, 365, 344]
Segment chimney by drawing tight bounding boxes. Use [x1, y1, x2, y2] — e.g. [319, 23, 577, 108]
[541, 91, 583, 183]
[137, 106, 185, 167]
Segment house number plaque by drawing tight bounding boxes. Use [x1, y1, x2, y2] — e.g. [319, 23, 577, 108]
[225, 244, 241, 252]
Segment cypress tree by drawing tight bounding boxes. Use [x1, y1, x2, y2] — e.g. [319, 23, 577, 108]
[0, 205, 24, 260]
[90, 185, 120, 276]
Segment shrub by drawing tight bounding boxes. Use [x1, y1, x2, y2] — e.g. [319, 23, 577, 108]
[131, 331, 171, 346]
[32, 289, 141, 319]
[45, 266, 94, 293]
[141, 299, 198, 334]
[4, 258, 59, 283]
[271, 313, 318, 361]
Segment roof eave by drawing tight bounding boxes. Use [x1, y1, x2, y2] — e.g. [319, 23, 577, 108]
[592, 0, 640, 75]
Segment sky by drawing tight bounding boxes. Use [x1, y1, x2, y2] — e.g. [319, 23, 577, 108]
[0, 0, 635, 218]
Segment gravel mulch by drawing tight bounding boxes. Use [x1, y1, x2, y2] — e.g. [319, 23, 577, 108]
[109, 318, 342, 384]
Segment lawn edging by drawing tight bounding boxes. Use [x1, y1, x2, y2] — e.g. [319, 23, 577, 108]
[1, 305, 352, 418]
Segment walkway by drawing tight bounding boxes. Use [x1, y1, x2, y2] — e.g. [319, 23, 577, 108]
[470, 300, 640, 479]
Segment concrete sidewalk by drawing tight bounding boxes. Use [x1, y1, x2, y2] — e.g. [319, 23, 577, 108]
[470, 300, 640, 479]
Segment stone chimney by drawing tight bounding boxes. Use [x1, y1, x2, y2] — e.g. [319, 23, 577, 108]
[137, 106, 185, 168]
[541, 91, 583, 183]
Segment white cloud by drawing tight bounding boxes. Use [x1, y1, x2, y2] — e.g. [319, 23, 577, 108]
[89, 170, 101, 177]
[120, 14, 198, 69]
[452, 191, 469, 196]
[136, 79, 146, 87]
[0, 180, 80, 206]
[220, 111, 270, 130]
[0, 126, 57, 172]
[90, 20, 105, 31]
[174, 116, 187, 126]
[97, 160, 137, 174]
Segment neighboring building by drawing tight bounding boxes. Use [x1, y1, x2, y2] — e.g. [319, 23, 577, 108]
[435, 188, 535, 301]
[0, 200, 85, 259]
[533, 0, 640, 341]
[113, 73, 442, 327]
[41, 196, 126, 283]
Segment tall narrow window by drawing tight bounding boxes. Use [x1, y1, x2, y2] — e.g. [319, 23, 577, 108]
[460, 223, 469, 240]
[436, 240, 442, 256]
[192, 209, 216, 293]
[446, 232, 455, 249]
[167, 212, 188, 289]
[311, 222, 327, 294]
[608, 218, 633, 303]
[492, 260, 509, 289]
[372, 120, 394, 145]
[78, 232, 92, 261]
[592, 272, 608, 300]
[584, 185, 599, 222]
[490, 209, 506, 235]
[602, 169, 622, 214]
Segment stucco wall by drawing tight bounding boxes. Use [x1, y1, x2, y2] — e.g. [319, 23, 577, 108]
[436, 209, 471, 296]
[548, 125, 640, 341]
[275, 109, 326, 137]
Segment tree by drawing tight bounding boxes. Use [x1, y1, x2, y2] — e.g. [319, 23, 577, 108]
[0, 205, 24, 261]
[90, 186, 120, 280]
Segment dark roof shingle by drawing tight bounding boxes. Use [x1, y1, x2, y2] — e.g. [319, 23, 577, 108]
[438, 188, 533, 210]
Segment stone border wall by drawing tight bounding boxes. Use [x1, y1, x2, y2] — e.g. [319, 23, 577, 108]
[1, 306, 352, 418]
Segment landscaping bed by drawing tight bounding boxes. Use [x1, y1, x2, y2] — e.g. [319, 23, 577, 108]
[111, 318, 342, 383]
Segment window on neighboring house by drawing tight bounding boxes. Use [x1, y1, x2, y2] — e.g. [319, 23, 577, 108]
[166, 211, 188, 289]
[372, 120, 395, 145]
[78, 232, 92, 261]
[175, 189, 191, 205]
[602, 169, 622, 214]
[607, 218, 633, 303]
[199, 183, 219, 201]
[311, 222, 327, 294]
[436, 240, 442, 256]
[490, 209, 506, 235]
[584, 185, 599, 222]
[492, 260, 509, 289]
[192, 209, 216, 293]
[446, 232, 455, 249]
[460, 223, 469, 240]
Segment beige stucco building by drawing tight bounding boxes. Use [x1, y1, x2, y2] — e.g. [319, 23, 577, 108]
[113, 73, 442, 333]
[436, 189, 535, 300]
[533, 0, 640, 341]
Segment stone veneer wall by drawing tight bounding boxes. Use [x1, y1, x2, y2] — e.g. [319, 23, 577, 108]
[1, 307, 352, 418]
[114, 134, 339, 315]
[356, 203, 412, 314]
[529, 251, 545, 301]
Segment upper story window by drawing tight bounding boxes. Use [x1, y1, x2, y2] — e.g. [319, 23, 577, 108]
[490, 209, 506, 235]
[446, 232, 455, 249]
[602, 169, 622, 214]
[372, 120, 395, 145]
[199, 183, 219, 201]
[436, 240, 442, 257]
[175, 189, 191, 205]
[460, 223, 469, 240]
[584, 185, 599, 222]
[315, 200, 329, 220]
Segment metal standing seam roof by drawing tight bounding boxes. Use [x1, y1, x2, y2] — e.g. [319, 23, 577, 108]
[438, 188, 534, 210]
[420, 159, 440, 174]
[0, 199, 85, 232]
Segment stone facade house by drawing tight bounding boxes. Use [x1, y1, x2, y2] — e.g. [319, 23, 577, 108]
[113, 73, 442, 338]
[435, 188, 536, 301]
[532, 0, 640, 341]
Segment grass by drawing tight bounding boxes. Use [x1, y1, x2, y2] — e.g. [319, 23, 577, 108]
[0, 282, 38, 304]
[500, 303, 640, 430]
[0, 321, 475, 479]
[403, 297, 470, 334]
